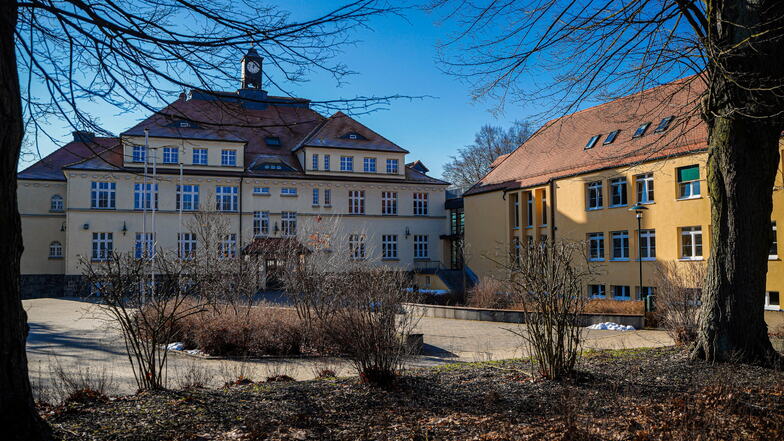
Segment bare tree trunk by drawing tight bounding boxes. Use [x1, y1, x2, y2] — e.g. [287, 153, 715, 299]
[0, 2, 53, 439]
[692, 0, 784, 367]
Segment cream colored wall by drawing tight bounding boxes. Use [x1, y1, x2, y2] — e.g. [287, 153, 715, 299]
[413, 273, 450, 291]
[17, 180, 67, 274]
[49, 170, 446, 274]
[464, 190, 509, 280]
[122, 136, 246, 171]
[302, 146, 406, 180]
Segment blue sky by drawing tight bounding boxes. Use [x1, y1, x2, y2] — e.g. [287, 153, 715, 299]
[19, 2, 533, 179]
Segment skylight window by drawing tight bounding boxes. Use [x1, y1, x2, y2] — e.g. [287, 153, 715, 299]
[340, 132, 367, 140]
[632, 122, 651, 138]
[603, 130, 620, 145]
[585, 135, 601, 149]
[654, 116, 674, 133]
[265, 136, 281, 147]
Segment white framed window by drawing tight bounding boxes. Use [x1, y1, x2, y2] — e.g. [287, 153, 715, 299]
[681, 226, 703, 259]
[414, 234, 429, 259]
[610, 177, 627, 207]
[134, 183, 159, 210]
[382, 235, 398, 259]
[281, 187, 298, 196]
[638, 286, 655, 300]
[163, 147, 179, 164]
[413, 192, 429, 216]
[178, 233, 197, 259]
[176, 184, 199, 211]
[312, 154, 319, 170]
[765, 291, 780, 311]
[281, 212, 297, 236]
[253, 186, 270, 195]
[215, 186, 238, 212]
[363, 157, 376, 173]
[635, 173, 654, 203]
[771, 221, 778, 259]
[50, 194, 64, 212]
[221, 149, 237, 167]
[324, 189, 332, 206]
[49, 241, 63, 258]
[587, 181, 603, 210]
[220, 234, 237, 258]
[382, 191, 398, 215]
[91, 232, 113, 261]
[589, 284, 606, 298]
[541, 192, 548, 225]
[640, 229, 656, 260]
[192, 148, 208, 165]
[588, 233, 604, 261]
[526, 192, 534, 227]
[312, 188, 319, 206]
[386, 159, 399, 174]
[611, 230, 629, 260]
[132, 145, 146, 163]
[677, 165, 701, 199]
[340, 156, 353, 171]
[349, 190, 365, 214]
[349, 234, 366, 260]
[613, 285, 631, 300]
[512, 193, 520, 228]
[324, 154, 330, 170]
[134, 233, 155, 259]
[253, 211, 270, 236]
[90, 182, 116, 209]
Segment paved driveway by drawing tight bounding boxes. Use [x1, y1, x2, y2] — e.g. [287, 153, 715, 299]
[25, 298, 673, 395]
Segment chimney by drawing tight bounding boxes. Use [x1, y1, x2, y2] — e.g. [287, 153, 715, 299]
[72, 131, 95, 142]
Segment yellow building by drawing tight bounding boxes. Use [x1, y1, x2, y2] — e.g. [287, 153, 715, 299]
[17, 49, 455, 297]
[463, 77, 783, 321]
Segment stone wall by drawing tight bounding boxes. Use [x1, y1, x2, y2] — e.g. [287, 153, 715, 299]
[20, 274, 85, 299]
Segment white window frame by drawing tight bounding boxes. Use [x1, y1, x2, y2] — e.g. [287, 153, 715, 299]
[162, 147, 179, 164]
[192, 148, 208, 165]
[215, 186, 238, 212]
[91, 232, 113, 261]
[640, 229, 656, 260]
[382, 191, 398, 215]
[386, 159, 399, 174]
[312, 188, 319, 206]
[680, 226, 703, 260]
[363, 157, 377, 173]
[176, 184, 200, 211]
[132, 145, 146, 163]
[178, 233, 197, 259]
[349, 190, 365, 215]
[253, 211, 270, 237]
[280, 187, 298, 196]
[589, 284, 606, 299]
[312, 153, 319, 170]
[324, 189, 332, 207]
[220, 234, 237, 258]
[281, 212, 297, 236]
[134, 183, 159, 211]
[613, 285, 631, 300]
[49, 241, 63, 258]
[221, 149, 237, 167]
[90, 182, 116, 209]
[771, 221, 778, 259]
[611, 230, 629, 260]
[413, 192, 429, 216]
[765, 291, 780, 311]
[610, 177, 627, 207]
[587, 181, 603, 210]
[382, 235, 398, 259]
[253, 186, 270, 195]
[588, 232, 604, 261]
[50, 194, 64, 212]
[349, 234, 366, 260]
[340, 156, 353, 172]
[677, 166, 701, 200]
[324, 154, 330, 170]
[635, 173, 654, 204]
[134, 232, 155, 259]
[414, 234, 429, 259]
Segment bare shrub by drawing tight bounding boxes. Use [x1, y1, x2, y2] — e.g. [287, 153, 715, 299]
[467, 277, 511, 309]
[174, 360, 211, 390]
[584, 299, 644, 315]
[503, 240, 595, 380]
[49, 359, 117, 405]
[653, 261, 706, 345]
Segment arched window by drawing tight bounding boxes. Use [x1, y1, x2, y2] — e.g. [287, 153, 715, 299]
[49, 241, 63, 258]
[50, 195, 64, 212]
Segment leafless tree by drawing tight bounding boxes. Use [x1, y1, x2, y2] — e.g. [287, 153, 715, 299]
[3, 2, 404, 438]
[442, 121, 533, 187]
[430, 0, 784, 367]
[653, 260, 707, 346]
[503, 240, 594, 380]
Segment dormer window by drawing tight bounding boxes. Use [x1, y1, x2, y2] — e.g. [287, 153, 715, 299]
[340, 132, 367, 141]
[654, 116, 674, 133]
[603, 130, 620, 145]
[265, 136, 281, 147]
[633, 122, 651, 138]
[585, 135, 601, 149]
[179, 122, 189, 128]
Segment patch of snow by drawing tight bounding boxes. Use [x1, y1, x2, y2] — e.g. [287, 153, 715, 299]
[166, 342, 185, 351]
[586, 322, 636, 331]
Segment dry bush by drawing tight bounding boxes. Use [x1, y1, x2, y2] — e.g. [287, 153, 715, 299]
[467, 277, 511, 309]
[49, 360, 117, 405]
[584, 299, 644, 315]
[653, 261, 705, 345]
[174, 360, 212, 390]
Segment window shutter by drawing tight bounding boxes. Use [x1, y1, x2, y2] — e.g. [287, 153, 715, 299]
[677, 165, 699, 182]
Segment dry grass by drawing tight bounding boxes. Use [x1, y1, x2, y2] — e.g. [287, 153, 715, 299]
[584, 299, 644, 315]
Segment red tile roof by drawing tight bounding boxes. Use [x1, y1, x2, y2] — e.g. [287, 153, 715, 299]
[465, 77, 708, 196]
[18, 137, 121, 181]
[296, 111, 409, 154]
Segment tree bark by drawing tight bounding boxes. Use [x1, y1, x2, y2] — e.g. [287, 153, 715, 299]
[0, 1, 53, 439]
[692, 0, 784, 367]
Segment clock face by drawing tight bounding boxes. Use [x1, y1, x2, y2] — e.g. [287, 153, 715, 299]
[246, 61, 260, 74]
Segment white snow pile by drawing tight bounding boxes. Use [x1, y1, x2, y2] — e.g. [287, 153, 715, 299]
[586, 322, 636, 331]
[166, 342, 185, 351]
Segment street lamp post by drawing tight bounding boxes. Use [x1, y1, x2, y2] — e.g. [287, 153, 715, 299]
[629, 203, 649, 312]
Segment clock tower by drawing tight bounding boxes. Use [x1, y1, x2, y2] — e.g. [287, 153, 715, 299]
[241, 48, 263, 89]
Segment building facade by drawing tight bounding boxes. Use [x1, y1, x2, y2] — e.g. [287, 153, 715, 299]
[463, 77, 783, 324]
[17, 50, 451, 297]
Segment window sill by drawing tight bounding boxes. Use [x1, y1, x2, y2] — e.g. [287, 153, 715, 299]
[610, 258, 630, 262]
[590, 295, 607, 299]
[312, 204, 320, 208]
[679, 257, 705, 261]
[677, 196, 702, 201]
[280, 194, 298, 197]
[382, 213, 398, 216]
[413, 258, 431, 261]
[525, 226, 534, 229]
[637, 201, 655, 205]
[48, 256, 64, 260]
[252, 193, 271, 197]
[49, 209, 65, 214]
[764, 306, 781, 311]
[90, 208, 116, 211]
[588, 258, 605, 262]
[382, 258, 400, 261]
[586, 207, 603, 211]
[636, 258, 657, 262]
[769, 256, 779, 261]
[323, 205, 332, 208]
[609, 204, 629, 209]
[613, 297, 632, 301]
